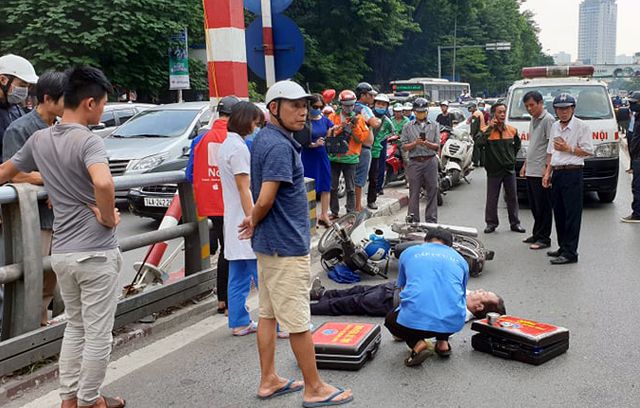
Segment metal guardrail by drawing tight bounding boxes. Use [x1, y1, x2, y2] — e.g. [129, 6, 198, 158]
[0, 171, 213, 376]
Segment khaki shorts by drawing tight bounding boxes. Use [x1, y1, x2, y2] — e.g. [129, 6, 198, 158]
[256, 253, 311, 334]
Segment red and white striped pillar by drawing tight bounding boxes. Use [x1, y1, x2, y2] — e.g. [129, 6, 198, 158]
[203, 0, 249, 103]
[260, 0, 276, 87]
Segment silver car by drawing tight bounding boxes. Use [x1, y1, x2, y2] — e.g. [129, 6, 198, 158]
[91, 103, 156, 137]
[104, 102, 213, 195]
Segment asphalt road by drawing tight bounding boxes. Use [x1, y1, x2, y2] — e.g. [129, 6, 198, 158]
[9, 166, 640, 408]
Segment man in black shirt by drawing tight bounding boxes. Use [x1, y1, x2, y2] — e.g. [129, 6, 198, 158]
[436, 101, 453, 128]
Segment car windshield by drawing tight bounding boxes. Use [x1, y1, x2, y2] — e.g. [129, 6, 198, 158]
[509, 85, 613, 121]
[111, 109, 199, 138]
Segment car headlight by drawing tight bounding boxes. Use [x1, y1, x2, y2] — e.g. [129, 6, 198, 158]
[517, 146, 527, 159]
[593, 142, 619, 158]
[129, 153, 169, 172]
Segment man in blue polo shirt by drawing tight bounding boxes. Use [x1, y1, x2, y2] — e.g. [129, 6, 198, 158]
[239, 80, 353, 407]
[385, 228, 469, 367]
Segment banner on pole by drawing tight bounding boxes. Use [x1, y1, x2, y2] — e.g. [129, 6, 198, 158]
[169, 29, 191, 90]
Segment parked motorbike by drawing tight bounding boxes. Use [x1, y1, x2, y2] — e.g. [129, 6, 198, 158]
[384, 134, 405, 186]
[319, 211, 494, 277]
[440, 124, 474, 187]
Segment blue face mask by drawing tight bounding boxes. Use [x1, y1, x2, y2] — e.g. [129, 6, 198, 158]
[310, 108, 322, 117]
[374, 107, 387, 116]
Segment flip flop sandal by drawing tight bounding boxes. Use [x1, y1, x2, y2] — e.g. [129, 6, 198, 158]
[435, 343, 452, 358]
[79, 396, 126, 408]
[404, 348, 432, 367]
[257, 379, 304, 400]
[232, 321, 258, 336]
[302, 387, 354, 407]
[317, 219, 333, 228]
[530, 242, 550, 250]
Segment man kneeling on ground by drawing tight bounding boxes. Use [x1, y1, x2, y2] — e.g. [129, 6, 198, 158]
[384, 228, 469, 367]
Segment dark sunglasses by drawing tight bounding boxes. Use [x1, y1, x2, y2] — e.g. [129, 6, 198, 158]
[311, 104, 324, 109]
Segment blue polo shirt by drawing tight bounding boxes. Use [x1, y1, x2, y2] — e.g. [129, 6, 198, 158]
[250, 123, 310, 256]
[396, 243, 469, 333]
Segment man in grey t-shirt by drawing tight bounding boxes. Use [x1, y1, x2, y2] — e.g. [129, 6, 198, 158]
[0, 67, 124, 408]
[520, 91, 555, 249]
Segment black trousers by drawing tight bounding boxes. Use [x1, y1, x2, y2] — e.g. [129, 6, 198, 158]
[209, 216, 229, 303]
[526, 176, 553, 245]
[384, 309, 451, 349]
[485, 174, 520, 228]
[310, 282, 395, 317]
[632, 159, 640, 217]
[367, 157, 380, 205]
[551, 169, 583, 260]
[377, 139, 388, 193]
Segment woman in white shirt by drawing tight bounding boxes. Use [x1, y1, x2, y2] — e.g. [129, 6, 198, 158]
[218, 102, 265, 336]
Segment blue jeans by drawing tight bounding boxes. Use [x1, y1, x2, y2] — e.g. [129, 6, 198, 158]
[355, 147, 372, 187]
[227, 259, 258, 329]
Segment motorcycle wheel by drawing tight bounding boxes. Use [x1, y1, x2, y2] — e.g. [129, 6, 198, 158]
[317, 211, 371, 253]
[453, 235, 484, 277]
[447, 168, 461, 186]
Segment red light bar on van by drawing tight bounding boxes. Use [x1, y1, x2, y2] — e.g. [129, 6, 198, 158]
[521, 66, 595, 79]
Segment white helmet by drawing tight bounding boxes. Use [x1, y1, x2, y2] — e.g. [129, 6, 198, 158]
[373, 93, 390, 104]
[0, 54, 38, 84]
[403, 102, 413, 110]
[265, 80, 311, 105]
[392, 103, 404, 112]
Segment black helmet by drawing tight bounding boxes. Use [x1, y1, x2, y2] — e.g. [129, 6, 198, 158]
[467, 102, 477, 111]
[217, 95, 240, 115]
[413, 97, 429, 112]
[628, 91, 640, 104]
[552, 93, 576, 108]
[355, 82, 377, 99]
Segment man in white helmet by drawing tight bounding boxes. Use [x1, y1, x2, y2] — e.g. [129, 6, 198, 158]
[0, 54, 39, 161]
[239, 80, 353, 407]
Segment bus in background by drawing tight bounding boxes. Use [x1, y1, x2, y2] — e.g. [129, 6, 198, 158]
[390, 78, 471, 102]
[506, 65, 619, 203]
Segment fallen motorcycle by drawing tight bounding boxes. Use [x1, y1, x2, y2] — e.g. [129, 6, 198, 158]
[319, 211, 494, 278]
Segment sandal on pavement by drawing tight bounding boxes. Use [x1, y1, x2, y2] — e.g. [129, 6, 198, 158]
[404, 348, 432, 367]
[302, 387, 354, 407]
[79, 396, 126, 408]
[435, 342, 452, 358]
[257, 379, 303, 400]
[530, 242, 550, 250]
[232, 321, 258, 336]
[317, 219, 333, 228]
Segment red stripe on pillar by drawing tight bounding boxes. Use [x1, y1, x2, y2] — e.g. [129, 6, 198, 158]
[204, 0, 245, 29]
[263, 27, 274, 56]
[208, 61, 249, 98]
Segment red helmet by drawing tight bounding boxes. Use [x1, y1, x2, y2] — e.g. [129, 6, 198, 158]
[322, 89, 336, 104]
[339, 90, 357, 105]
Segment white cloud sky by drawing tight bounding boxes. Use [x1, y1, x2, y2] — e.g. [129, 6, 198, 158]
[520, 0, 637, 59]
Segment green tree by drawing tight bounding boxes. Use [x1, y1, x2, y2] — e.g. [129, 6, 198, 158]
[0, 0, 207, 101]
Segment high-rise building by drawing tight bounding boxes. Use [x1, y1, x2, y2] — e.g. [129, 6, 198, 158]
[553, 52, 572, 65]
[578, 0, 617, 65]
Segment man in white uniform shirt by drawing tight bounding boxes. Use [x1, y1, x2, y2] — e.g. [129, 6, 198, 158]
[542, 94, 594, 265]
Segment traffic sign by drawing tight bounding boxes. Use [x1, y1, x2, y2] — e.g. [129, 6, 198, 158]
[244, 0, 293, 14]
[245, 14, 305, 81]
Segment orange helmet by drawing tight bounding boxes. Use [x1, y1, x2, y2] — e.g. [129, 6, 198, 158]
[339, 90, 357, 105]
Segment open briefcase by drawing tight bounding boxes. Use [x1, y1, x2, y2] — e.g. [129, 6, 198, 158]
[471, 315, 569, 365]
[312, 322, 381, 370]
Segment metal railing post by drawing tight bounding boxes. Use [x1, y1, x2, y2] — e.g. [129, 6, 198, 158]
[177, 182, 211, 276]
[1, 184, 43, 340]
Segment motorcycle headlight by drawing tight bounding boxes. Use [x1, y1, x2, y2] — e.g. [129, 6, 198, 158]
[129, 152, 169, 172]
[517, 146, 527, 159]
[593, 142, 619, 158]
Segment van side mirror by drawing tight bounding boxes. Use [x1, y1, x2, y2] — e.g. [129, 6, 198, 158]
[90, 123, 106, 131]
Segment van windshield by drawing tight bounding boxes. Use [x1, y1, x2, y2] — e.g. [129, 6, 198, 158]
[509, 85, 613, 121]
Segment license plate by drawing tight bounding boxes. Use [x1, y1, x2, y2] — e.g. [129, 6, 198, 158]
[144, 197, 172, 208]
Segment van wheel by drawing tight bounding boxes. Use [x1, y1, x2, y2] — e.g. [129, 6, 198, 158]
[597, 190, 616, 203]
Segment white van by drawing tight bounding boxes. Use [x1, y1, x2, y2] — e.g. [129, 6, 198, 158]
[506, 66, 619, 203]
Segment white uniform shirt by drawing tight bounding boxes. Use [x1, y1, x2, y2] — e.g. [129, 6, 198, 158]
[218, 132, 256, 260]
[546, 116, 594, 167]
